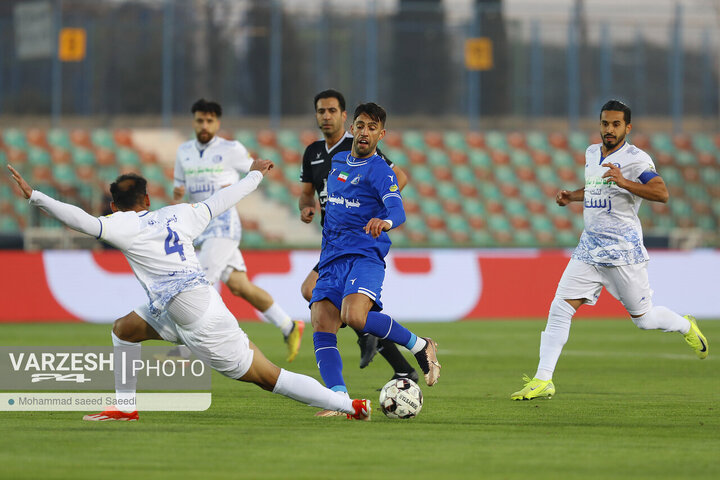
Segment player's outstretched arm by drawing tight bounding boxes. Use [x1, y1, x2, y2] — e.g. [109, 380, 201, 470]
[7, 164, 102, 238]
[203, 159, 274, 219]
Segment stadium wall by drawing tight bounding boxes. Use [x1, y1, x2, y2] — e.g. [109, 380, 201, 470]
[1, 249, 718, 323]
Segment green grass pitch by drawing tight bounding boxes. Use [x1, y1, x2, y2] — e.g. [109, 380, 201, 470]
[1, 320, 718, 480]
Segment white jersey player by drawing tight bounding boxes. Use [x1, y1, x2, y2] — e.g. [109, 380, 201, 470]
[7, 163, 371, 422]
[511, 100, 708, 401]
[172, 99, 303, 362]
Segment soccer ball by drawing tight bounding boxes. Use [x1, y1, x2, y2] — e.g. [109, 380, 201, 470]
[379, 378, 423, 419]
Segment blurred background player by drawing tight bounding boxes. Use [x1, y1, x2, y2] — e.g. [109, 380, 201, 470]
[310, 102, 440, 416]
[173, 99, 303, 362]
[8, 162, 370, 422]
[511, 100, 709, 401]
[299, 89, 418, 383]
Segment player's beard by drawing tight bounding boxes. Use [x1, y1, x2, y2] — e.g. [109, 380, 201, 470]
[602, 132, 625, 151]
[196, 131, 213, 144]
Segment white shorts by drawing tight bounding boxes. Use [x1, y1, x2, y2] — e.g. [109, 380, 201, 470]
[197, 237, 247, 284]
[555, 258, 653, 316]
[134, 287, 254, 379]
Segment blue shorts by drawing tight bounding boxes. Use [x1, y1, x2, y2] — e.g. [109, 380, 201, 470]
[310, 255, 385, 311]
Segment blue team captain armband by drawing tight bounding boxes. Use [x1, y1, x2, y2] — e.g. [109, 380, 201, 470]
[638, 170, 659, 184]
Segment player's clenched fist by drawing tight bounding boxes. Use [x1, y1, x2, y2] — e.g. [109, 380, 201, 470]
[300, 207, 315, 224]
[364, 218, 391, 238]
[556, 189, 572, 206]
[250, 158, 274, 176]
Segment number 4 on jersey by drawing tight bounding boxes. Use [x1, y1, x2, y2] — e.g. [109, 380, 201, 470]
[164, 226, 186, 261]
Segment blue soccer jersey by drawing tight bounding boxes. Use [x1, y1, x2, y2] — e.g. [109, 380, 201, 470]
[319, 151, 405, 268]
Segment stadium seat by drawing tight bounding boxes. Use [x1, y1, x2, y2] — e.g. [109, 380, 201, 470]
[3, 129, 27, 149]
[651, 133, 674, 153]
[443, 131, 467, 151]
[277, 130, 303, 152]
[91, 129, 115, 150]
[427, 149, 449, 167]
[568, 132, 588, 152]
[402, 130, 425, 150]
[692, 133, 717, 153]
[468, 150, 491, 169]
[424, 131, 444, 150]
[485, 131, 508, 151]
[28, 148, 51, 167]
[465, 132, 486, 149]
[385, 148, 408, 166]
[526, 132, 549, 152]
[236, 130, 259, 150]
[47, 129, 72, 150]
[410, 165, 434, 184]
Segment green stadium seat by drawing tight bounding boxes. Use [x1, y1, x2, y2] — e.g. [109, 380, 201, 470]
[659, 166, 682, 185]
[526, 132, 550, 152]
[695, 215, 716, 230]
[257, 147, 282, 164]
[277, 130, 302, 152]
[410, 165, 434, 184]
[520, 184, 545, 202]
[436, 182, 461, 201]
[241, 230, 266, 248]
[468, 150, 491, 168]
[97, 165, 121, 185]
[535, 166, 556, 185]
[265, 182, 291, 204]
[494, 165, 516, 184]
[72, 148, 96, 166]
[700, 167, 720, 185]
[555, 230, 578, 247]
[692, 133, 717, 153]
[403, 214, 426, 232]
[684, 184, 710, 202]
[402, 130, 425, 150]
[651, 133, 674, 153]
[143, 165, 167, 184]
[470, 229, 494, 246]
[509, 150, 533, 167]
[47, 129, 72, 149]
[426, 149, 448, 167]
[419, 198, 444, 217]
[513, 229, 536, 247]
[28, 148, 51, 167]
[52, 164, 77, 187]
[669, 198, 692, 217]
[505, 198, 526, 217]
[427, 229, 451, 246]
[236, 130, 259, 151]
[451, 165, 475, 183]
[443, 131, 467, 151]
[568, 132, 588, 152]
[0, 216, 20, 232]
[117, 148, 141, 167]
[463, 198, 486, 217]
[485, 131, 508, 151]
[91, 129, 115, 149]
[385, 148, 408, 167]
[447, 214, 471, 234]
[3, 129, 27, 149]
[674, 151, 696, 166]
[487, 214, 511, 233]
[477, 181, 502, 201]
[283, 164, 302, 184]
[530, 215, 554, 234]
[552, 151, 574, 168]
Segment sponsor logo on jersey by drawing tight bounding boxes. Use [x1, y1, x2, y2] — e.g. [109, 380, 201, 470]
[389, 185, 398, 192]
[328, 194, 360, 208]
[350, 175, 362, 185]
[338, 171, 349, 182]
[212, 155, 223, 163]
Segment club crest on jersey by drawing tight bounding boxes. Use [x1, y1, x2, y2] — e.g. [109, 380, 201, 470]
[212, 155, 222, 163]
[350, 175, 362, 185]
[338, 171, 349, 182]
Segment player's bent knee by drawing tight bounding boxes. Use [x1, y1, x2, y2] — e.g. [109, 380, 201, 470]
[112, 313, 143, 342]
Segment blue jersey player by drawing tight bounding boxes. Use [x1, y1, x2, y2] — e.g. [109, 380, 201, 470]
[309, 103, 440, 413]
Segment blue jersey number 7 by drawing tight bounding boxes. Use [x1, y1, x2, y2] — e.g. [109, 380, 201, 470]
[164, 226, 186, 261]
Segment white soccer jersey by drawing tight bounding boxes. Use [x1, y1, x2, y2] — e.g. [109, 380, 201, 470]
[572, 141, 658, 266]
[99, 203, 212, 315]
[173, 136, 254, 244]
[29, 170, 263, 317]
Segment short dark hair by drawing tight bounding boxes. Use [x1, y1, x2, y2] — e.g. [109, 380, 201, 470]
[600, 100, 631, 124]
[353, 102, 386, 127]
[314, 89, 346, 112]
[191, 98, 222, 117]
[110, 173, 148, 210]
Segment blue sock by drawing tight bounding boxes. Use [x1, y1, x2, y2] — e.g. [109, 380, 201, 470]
[362, 312, 416, 350]
[313, 332, 346, 393]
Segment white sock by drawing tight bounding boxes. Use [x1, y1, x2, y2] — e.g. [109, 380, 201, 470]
[272, 369, 354, 414]
[632, 305, 690, 333]
[111, 331, 140, 413]
[535, 297, 575, 381]
[409, 337, 427, 355]
[262, 303, 294, 337]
